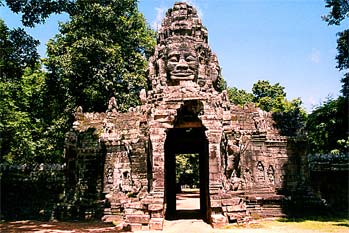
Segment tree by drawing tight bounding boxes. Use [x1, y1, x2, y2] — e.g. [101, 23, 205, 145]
[252, 80, 286, 112]
[0, 19, 39, 81]
[3, 0, 75, 27]
[227, 80, 306, 136]
[322, 0, 348, 85]
[227, 87, 253, 106]
[0, 19, 52, 163]
[252, 81, 307, 136]
[307, 96, 348, 154]
[305, 0, 349, 155]
[335, 29, 349, 71]
[1, 1, 155, 164]
[322, 0, 349, 26]
[176, 154, 200, 189]
[45, 0, 155, 113]
[0, 63, 63, 163]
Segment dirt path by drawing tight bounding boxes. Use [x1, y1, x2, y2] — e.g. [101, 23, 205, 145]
[2, 192, 347, 232]
[176, 191, 200, 210]
[2, 218, 348, 233]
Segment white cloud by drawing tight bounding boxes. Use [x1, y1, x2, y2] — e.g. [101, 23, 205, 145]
[310, 48, 321, 64]
[151, 0, 205, 30]
[152, 7, 166, 30]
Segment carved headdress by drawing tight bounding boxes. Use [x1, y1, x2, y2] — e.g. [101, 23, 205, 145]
[148, 2, 222, 90]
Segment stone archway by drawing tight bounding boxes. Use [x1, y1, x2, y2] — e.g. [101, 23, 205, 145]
[164, 101, 210, 222]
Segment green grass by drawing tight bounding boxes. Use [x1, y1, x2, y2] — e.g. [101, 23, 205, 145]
[223, 215, 349, 232]
[275, 215, 349, 232]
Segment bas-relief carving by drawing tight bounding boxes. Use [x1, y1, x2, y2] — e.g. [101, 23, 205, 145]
[256, 161, 265, 182]
[267, 165, 275, 185]
[66, 2, 307, 229]
[166, 43, 198, 82]
[224, 170, 244, 191]
[147, 2, 222, 92]
[103, 150, 143, 196]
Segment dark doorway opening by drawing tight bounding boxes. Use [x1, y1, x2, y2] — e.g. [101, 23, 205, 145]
[165, 127, 209, 222]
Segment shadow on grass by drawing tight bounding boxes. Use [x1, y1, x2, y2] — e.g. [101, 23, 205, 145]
[277, 210, 349, 223]
[335, 223, 349, 227]
[0, 220, 115, 232]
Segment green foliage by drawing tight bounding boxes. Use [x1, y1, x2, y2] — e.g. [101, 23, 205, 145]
[309, 0, 349, 155]
[0, 19, 39, 81]
[0, 65, 63, 163]
[1, 1, 155, 164]
[322, 0, 349, 26]
[227, 80, 306, 136]
[341, 73, 349, 97]
[271, 98, 307, 136]
[4, 0, 75, 27]
[176, 154, 199, 188]
[322, 0, 348, 99]
[252, 80, 286, 111]
[227, 87, 253, 106]
[307, 96, 348, 154]
[45, 0, 155, 112]
[251, 80, 307, 136]
[0, 19, 57, 163]
[336, 29, 349, 71]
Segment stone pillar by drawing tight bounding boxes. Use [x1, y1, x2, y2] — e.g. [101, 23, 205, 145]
[149, 127, 166, 192]
[206, 130, 223, 191]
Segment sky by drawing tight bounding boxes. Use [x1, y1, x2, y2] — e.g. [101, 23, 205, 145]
[1, 0, 347, 112]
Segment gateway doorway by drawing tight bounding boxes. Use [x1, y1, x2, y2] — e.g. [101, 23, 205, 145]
[164, 127, 210, 222]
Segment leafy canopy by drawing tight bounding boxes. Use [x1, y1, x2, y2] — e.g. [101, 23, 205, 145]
[227, 80, 307, 136]
[306, 1, 349, 155]
[322, 0, 349, 26]
[0, 19, 39, 81]
[307, 96, 348, 154]
[227, 87, 253, 106]
[45, 0, 155, 113]
[1, 1, 156, 164]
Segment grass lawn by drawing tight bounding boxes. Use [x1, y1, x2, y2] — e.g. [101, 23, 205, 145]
[222, 214, 349, 233]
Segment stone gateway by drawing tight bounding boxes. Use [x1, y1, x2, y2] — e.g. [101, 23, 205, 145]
[65, 2, 307, 230]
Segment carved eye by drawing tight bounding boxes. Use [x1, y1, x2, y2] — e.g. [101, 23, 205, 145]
[169, 55, 179, 62]
[186, 55, 196, 62]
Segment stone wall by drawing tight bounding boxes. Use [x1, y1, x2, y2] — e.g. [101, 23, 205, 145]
[1, 164, 65, 220]
[62, 2, 311, 230]
[308, 154, 349, 211]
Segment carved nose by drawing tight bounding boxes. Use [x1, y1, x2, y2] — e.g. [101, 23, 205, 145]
[176, 58, 189, 71]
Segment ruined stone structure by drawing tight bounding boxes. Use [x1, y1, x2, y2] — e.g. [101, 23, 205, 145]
[65, 2, 308, 230]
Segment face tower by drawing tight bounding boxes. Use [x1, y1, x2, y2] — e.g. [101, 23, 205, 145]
[147, 2, 222, 91]
[65, 2, 308, 231]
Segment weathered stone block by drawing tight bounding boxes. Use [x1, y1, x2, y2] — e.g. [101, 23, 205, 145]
[227, 205, 246, 212]
[101, 214, 123, 223]
[222, 198, 241, 206]
[124, 209, 145, 215]
[129, 223, 142, 231]
[149, 218, 163, 230]
[210, 199, 221, 207]
[125, 214, 150, 224]
[151, 210, 164, 218]
[63, 2, 309, 229]
[124, 202, 144, 209]
[148, 204, 163, 211]
[211, 214, 228, 228]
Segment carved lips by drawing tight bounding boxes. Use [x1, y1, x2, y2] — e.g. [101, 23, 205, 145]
[167, 50, 198, 80]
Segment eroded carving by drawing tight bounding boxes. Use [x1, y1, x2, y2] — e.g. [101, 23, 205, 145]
[65, 2, 307, 230]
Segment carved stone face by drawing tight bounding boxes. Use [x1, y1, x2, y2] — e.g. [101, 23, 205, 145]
[166, 44, 198, 81]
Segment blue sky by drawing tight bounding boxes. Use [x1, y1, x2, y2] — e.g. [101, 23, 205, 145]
[1, 0, 347, 112]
